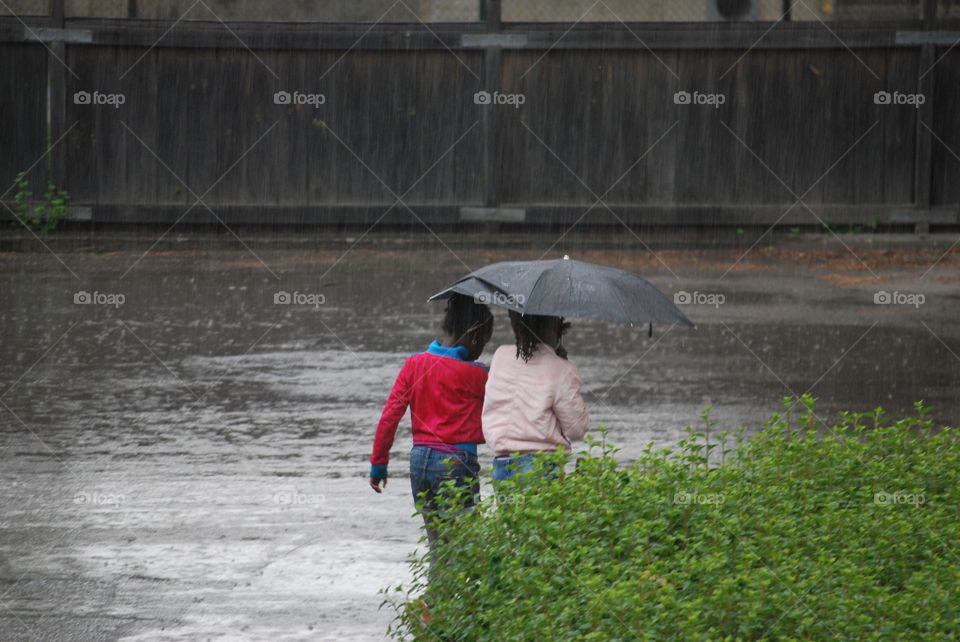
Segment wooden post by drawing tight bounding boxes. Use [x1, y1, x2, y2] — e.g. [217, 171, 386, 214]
[482, 0, 502, 210]
[913, 0, 937, 231]
[782, 0, 792, 22]
[48, 0, 67, 190]
[485, 0, 501, 31]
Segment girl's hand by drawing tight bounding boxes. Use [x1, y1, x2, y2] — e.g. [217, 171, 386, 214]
[369, 477, 387, 493]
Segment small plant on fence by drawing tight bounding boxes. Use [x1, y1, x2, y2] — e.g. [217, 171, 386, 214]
[12, 171, 69, 234]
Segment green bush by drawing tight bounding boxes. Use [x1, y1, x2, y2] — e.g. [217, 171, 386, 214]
[384, 397, 960, 641]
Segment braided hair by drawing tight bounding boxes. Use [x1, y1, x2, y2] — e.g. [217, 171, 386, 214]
[509, 311, 571, 362]
[442, 293, 494, 348]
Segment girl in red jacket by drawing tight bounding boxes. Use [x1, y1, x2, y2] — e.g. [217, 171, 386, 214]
[369, 294, 494, 550]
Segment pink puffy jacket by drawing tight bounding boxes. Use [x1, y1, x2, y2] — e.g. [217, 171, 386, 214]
[482, 344, 591, 456]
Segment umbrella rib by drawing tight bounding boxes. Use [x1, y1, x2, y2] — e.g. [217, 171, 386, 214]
[609, 282, 632, 325]
[522, 266, 557, 314]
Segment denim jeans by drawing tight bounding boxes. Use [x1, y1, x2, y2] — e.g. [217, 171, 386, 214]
[409, 445, 480, 565]
[492, 453, 560, 483]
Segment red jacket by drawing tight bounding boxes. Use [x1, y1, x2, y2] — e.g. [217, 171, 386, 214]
[370, 342, 488, 474]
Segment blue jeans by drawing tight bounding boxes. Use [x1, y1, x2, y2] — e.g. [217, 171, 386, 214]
[409, 446, 480, 575]
[409, 445, 480, 521]
[492, 453, 561, 483]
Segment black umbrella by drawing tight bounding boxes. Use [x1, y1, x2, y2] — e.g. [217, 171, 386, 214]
[428, 257, 694, 328]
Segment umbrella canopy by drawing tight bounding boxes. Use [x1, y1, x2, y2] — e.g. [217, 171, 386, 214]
[428, 257, 694, 327]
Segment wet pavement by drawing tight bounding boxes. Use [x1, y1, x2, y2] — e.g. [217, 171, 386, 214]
[1, 232, 959, 640]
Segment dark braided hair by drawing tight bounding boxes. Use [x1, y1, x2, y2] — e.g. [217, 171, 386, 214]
[442, 293, 494, 347]
[509, 311, 571, 362]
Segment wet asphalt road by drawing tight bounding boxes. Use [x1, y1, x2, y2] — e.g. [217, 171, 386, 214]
[1, 232, 958, 640]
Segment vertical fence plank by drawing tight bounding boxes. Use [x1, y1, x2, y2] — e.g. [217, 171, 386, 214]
[482, 47, 501, 208]
[879, 48, 919, 207]
[929, 49, 960, 207]
[0, 44, 47, 199]
[121, 43, 159, 213]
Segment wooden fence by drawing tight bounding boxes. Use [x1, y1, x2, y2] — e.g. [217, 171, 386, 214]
[1, 0, 958, 230]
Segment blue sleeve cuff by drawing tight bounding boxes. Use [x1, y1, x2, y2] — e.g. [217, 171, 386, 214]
[370, 463, 388, 479]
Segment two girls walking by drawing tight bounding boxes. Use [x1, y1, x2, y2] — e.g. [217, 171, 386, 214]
[368, 294, 590, 556]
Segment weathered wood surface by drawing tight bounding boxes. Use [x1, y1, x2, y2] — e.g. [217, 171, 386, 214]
[1, 15, 957, 227]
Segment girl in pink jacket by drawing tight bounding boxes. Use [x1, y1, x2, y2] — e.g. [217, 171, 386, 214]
[482, 312, 591, 482]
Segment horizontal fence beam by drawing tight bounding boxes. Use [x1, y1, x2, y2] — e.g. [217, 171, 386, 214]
[0, 17, 937, 50]
[897, 30, 960, 45]
[1, 204, 956, 228]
